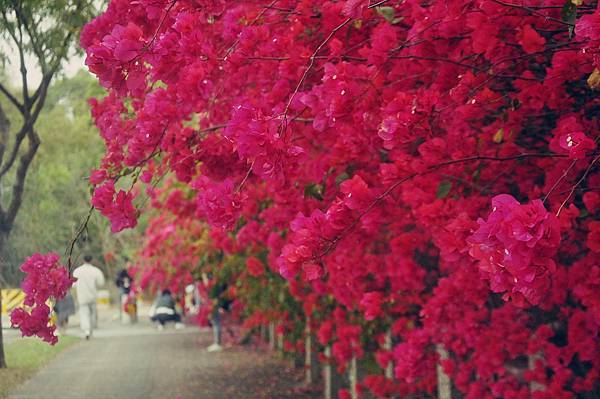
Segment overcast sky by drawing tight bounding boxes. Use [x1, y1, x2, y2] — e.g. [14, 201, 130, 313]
[1, 42, 90, 88]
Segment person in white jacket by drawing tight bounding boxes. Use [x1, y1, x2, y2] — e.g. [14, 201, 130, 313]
[73, 255, 105, 339]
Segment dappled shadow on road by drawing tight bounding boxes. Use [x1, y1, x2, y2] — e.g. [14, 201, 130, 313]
[172, 334, 320, 399]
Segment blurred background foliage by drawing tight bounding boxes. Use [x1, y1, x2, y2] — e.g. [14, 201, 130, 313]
[0, 70, 143, 286]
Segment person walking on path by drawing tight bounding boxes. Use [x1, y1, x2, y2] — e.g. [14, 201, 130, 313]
[73, 255, 105, 339]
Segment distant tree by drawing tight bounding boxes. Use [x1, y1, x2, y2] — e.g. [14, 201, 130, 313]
[3, 70, 145, 286]
[0, 0, 97, 369]
[2, 71, 105, 284]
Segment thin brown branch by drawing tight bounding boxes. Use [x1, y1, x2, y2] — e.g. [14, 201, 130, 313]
[0, 83, 23, 113]
[490, 0, 574, 27]
[281, 17, 352, 136]
[543, 159, 578, 203]
[66, 205, 95, 272]
[556, 154, 600, 216]
[223, 0, 279, 59]
[236, 161, 255, 193]
[12, 5, 30, 107]
[12, 0, 47, 74]
[144, 0, 177, 52]
[197, 124, 227, 135]
[367, 0, 391, 9]
[0, 126, 29, 178]
[0, 73, 52, 178]
[5, 128, 40, 229]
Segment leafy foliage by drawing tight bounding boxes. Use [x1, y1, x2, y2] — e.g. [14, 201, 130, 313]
[0, 72, 105, 284]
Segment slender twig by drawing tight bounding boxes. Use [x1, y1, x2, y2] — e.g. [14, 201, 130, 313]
[368, 0, 391, 9]
[223, 0, 279, 59]
[236, 161, 255, 193]
[281, 17, 352, 136]
[543, 159, 578, 203]
[144, 0, 177, 51]
[197, 124, 227, 135]
[556, 154, 600, 216]
[490, 0, 575, 26]
[66, 205, 95, 272]
[546, 136, 600, 205]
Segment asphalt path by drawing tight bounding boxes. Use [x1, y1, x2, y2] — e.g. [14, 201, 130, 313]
[6, 319, 316, 399]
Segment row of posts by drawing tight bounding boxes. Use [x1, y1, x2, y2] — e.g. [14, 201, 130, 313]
[267, 320, 403, 399]
[265, 319, 542, 399]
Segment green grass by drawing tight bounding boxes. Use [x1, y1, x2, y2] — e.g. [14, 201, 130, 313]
[0, 335, 78, 398]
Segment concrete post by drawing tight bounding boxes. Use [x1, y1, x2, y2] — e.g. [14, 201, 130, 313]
[436, 345, 451, 399]
[269, 321, 276, 350]
[529, 352, 544, 393]
[384, 329, 393, 379]
[324, 346, 333, 399]
[349, 356, 358, 399]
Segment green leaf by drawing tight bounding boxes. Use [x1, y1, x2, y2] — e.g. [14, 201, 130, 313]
[472, 167, 481, 183]
[304, 183, 324, 201]
[335, 172, 350, 186]
[436, 181, 453, 199]
[376, 6, 395, 23]
[493, 128, 504, 143]
[561, 0, 577, 39]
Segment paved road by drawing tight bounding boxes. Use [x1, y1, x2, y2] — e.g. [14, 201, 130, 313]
[6, 319, 317, 399]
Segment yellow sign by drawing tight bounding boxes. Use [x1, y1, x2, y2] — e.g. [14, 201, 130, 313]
[97, 289, 110, 305]
[1, 289, 26, 316]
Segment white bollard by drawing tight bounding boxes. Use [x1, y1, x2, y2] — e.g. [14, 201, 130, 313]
[436, 345, 452, 399]
[324, 346, 333, 399]
[529, 352, 544, 393]
[277, 327, 284, 351]
[384, 329, 393, 379]
[349, 356, 358, 399]
[306, 323, 314, 384]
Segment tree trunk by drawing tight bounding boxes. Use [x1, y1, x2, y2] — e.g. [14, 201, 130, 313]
[0, 231, 8, 368]
[0, 288, 5, 368]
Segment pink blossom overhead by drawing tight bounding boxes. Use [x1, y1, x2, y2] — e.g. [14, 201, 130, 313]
[27, 0, 599, 396]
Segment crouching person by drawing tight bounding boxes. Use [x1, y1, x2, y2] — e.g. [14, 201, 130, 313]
[150, 289, 184, 330]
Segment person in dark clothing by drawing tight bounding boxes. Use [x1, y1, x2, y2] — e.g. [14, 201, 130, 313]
[115, 269, 135, 323]
[150, 289, 184, 330]
[54, 292, 76, 335]
[115, 269, 132, 295]
[203, 273, 232, 352]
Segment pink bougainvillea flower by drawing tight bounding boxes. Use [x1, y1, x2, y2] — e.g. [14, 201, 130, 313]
[468, 194, 560, 305]
[558, 131, 596, 160]
[518, 25, 546, 54]
[11, 253, 74, 345]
